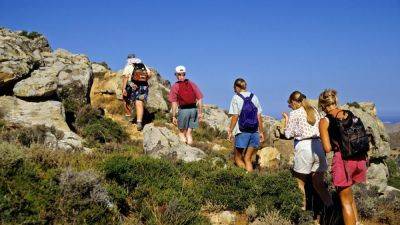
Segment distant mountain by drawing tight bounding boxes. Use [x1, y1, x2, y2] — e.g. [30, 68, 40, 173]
[385, 123, 400, 134]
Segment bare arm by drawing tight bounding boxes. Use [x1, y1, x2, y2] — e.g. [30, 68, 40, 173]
[258, 114, 265, 142]
[172, 102, 178, 118]
[319, 118, 332, 153]
[171, 102, 178, 125]
[122, 76, 128, 96]
[197, 98, 203, 118]
[228, 115, 239, 140]
[257, 114, 264, 132]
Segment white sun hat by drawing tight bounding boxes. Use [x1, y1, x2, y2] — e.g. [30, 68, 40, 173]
[175, 65, 186, 73]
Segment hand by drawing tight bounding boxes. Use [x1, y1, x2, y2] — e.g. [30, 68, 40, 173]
[198, 113, 203, 122]
[130, 83, 138, 90]
[227, 130, 233, 141]
[282, 112, 289, 121]
[259, 132, 265, 143]
[172, 117, 178, 126]
[123, 89, 127, 97]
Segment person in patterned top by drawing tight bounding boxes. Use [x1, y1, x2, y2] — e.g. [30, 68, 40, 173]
[282, 91, 333, 211]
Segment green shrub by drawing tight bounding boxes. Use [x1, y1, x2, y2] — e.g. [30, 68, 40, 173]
[103, 156, 181, 192]
[75, 105, 128, 146]
[57, 169, 120, 225]
[0, 124, 49, 147]
[347, 102, 361, 108]
[20, 30, 42, 39]
[353, 184, 380, 219]
[0, 145, 121, 225]
[103, 156, 302, 223]
[193, 122, 228, 142]
[387, 159, 400, 189]
[0, 148, 60, 224]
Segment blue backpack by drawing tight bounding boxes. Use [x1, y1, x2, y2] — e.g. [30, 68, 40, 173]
[238, 93, 259, 133]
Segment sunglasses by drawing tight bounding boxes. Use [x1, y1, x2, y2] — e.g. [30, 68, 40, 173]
[175, 73, 185, 76]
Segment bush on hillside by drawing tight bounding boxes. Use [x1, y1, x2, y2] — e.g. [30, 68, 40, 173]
[20, 30, 42, 39]
[103, 156, 303, 224]
[0, 144, 60, 224]
[387, 158, 400, 189]
[0, 143, 121, 225]
[353, 184, 400, 224]
[193, 122, 228, 142]
[75, 105, 128, 147]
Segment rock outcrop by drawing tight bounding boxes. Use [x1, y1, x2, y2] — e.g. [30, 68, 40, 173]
[13, 49, 93, 103]
[256, 147, 281, 170]
[0, 96, 84, 150]
[0, 28, 51, 93]
[203, 104, 229, 132]
[143, 124, 206, 162]
[146, 69, 170, 112]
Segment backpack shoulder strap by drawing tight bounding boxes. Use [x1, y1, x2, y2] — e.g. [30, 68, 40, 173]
[237, 93, 245, 100]
[249, 93, 254, 100]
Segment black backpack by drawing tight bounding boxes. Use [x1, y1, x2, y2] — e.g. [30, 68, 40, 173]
[327, 110, 369, 159]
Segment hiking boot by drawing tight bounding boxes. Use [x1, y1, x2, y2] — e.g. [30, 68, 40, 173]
[136, 122, 143, 131]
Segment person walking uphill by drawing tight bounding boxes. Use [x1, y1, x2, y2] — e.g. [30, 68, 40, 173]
[121, 54, 152, 131]
[319, 89, 368, 225]
[282, 91, 333, 211]
[168, 65, 203, 145]
[228, 78, 264, 172]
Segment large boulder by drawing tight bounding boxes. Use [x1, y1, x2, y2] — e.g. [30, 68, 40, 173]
[143, 124, 206, 162]
[203, 104, 229, 132]
[256, 147, 281, 169]
[343, 102, 391, 158]
[13, 49, 93, 103]
[146, 69, 169, 112]
[0, 28, 51, 92]
[367, 163, 389, 193]
[0, 96, 84, 151]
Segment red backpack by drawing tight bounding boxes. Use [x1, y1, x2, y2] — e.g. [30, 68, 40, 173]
[177, 80, 197, 106]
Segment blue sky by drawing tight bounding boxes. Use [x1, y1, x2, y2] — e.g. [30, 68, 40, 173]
[1, 0, 399, 120]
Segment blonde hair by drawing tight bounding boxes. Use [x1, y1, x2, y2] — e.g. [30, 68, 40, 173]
[318, 89, 338, 111]
[288, 91, 316, 125]
[234, 78, 247, 91]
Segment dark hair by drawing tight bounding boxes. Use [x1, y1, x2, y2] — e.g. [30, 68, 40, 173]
[234, 78, 247, 91]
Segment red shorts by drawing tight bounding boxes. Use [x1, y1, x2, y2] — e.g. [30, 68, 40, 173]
[331, 151, 367, 187]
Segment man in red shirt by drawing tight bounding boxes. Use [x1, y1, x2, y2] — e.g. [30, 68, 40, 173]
[168, 65, 203, 145]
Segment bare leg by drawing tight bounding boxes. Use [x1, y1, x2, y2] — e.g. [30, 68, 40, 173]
[186, 128, 193, 145]
[244, 147, 256, 172]
[135, 100, 144, 122]
[351, 191, 360, 224]
[179, 129, 187, 143]
[124, 99, 131, 116]
[234, 148, 246, 169]
[312, 172, 333, 206]
[294, 172, 308, 210]
[338, 186, 356, 225]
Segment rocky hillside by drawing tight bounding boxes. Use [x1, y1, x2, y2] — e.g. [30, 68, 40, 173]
[385, 123, 400, 150]
[1, 28, 399, 225]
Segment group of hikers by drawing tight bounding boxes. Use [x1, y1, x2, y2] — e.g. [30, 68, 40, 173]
[121, 54, 369, 225]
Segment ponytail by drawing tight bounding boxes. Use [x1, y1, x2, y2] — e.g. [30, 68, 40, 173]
[302, 99, 316, 126]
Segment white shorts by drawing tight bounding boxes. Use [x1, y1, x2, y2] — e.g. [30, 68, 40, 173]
[293, 139, 328, 174]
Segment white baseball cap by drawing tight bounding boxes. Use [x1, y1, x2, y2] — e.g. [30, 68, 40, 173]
[175, 65, 186, 73]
